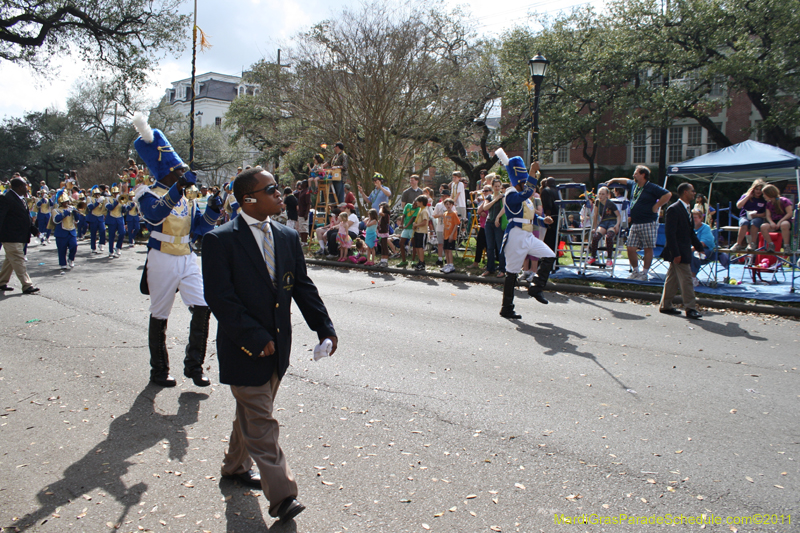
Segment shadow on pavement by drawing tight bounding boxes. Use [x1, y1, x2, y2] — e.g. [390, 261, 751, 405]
[218, 478, 300, 532]
[15, 386, 208, 531]
[512, 320, 634, 394]
[564, 294, 647, 321]
[689, 318, 768, 341]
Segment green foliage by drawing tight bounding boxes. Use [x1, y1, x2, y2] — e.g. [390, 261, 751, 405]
[0, 0, 190, 86]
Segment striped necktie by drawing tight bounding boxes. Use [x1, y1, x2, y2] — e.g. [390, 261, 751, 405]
[258, 220, 277, 286]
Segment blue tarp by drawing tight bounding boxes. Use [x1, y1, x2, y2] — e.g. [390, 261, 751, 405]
[667, 140, 800, 182]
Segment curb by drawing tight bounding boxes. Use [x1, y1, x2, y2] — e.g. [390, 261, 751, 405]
[305, 258, 800, 318]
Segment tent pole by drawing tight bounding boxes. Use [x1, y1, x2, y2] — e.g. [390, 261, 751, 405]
[706, 181, 714, 225]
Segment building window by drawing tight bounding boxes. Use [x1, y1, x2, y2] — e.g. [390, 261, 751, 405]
[668, 126, 683, 162]
[196, 115, 202, 128]
[633, 130, 647, 164]
[556, 145, 569, 164]
[650, 129, 661, 164]
[215, 117, 222, 129]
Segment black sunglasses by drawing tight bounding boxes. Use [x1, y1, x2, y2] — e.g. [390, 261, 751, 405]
[247, 184, 280, 196]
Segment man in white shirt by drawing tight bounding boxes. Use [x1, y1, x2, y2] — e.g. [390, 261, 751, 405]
[432, 189, 450, 267]
[451, 172, 466, 221]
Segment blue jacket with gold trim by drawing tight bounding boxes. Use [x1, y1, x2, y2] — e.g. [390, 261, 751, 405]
[136, 182, 220, 255]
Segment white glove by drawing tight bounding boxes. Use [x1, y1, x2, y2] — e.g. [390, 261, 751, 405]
[313, 339, 333, 361]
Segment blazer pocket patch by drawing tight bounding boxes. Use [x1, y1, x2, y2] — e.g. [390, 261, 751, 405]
[282, 271, 294, 291]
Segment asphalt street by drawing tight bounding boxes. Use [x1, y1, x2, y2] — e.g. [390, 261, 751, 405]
[0, 239, 798, 533]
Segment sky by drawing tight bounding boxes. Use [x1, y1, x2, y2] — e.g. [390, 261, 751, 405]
[0, 0, 604, 120]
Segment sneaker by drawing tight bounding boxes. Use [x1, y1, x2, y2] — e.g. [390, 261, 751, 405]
[99, 245, 105, 253]
[23, 256, 28, 262]
[627, 270, 641, 280]
[68, 260, 75, 269]
[605, 259, 614, 268]
[435, 259, 443, 267]
[60, 268, 67, 275]
[636, 271, 649, 281]
[586, 257, 597, 266]
[766, 241, 775, 252]
[729, 243, 744, 252]
[396, 261, 408, 268]
[414, 262, 426, 271]
[114, 250, 121, 258]
[745, 243, 756, 252]
[692, 277, 700, 287]
[379, 260, 388, 268]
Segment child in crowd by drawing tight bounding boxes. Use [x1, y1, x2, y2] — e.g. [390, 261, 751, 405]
[350, 238, 369, 264]
[364, 208, 378, 266]
[397, 199, 421, 267]
[441, 198, 459, 273]
[412, 195, 430, 271]
[377, 202, 391, 268]
[587, 186, 621, 267]
[432, 189, 450, 267]
[336, 212, 352, 262]
[761, 184, 794, 251]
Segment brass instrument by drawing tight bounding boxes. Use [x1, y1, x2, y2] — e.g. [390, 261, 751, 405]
[184, 185, 199, 200]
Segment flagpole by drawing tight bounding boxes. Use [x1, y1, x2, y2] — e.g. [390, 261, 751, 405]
[188, 0, 197, 169]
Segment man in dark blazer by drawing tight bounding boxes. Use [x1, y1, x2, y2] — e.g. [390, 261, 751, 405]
[202, 168, 337, 524]
[659, 182, 705, 319]
[0, 177, 39, 294]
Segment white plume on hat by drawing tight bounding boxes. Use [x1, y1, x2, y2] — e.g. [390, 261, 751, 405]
[132, 112, 154, 144]
[494, 147, 509, 166]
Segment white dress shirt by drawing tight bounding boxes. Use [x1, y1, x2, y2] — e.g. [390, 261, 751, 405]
[238, 211, 272, 259]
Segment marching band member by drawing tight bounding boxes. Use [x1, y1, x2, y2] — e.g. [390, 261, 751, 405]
[105, 184, 126, 258]
[36, 191, 53, 245]
[75, 194, 88, 239]
[124, 193, 141, 246]
[52, 189, 78, 273]
[132, 112, 223, 388]
[86, 187, 108, 253]
[496, 149, 555, 319]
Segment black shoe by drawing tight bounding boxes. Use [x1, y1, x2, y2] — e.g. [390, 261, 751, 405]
[275, 498, 305, 522]
[527, 287, 548, 304]
[659, 308, 682, 315]
[686, 309, 702, 319]
[0, 285, 13, 291]
[435, 259, 443, 267]
[499, 308, 522, 319]
[22, 286, 40, 294]
[223, 469, 262, 488]
[184, 369, 210, 387]
[150, 374, 177, 387]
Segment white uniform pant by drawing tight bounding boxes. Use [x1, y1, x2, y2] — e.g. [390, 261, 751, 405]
[146, 248, 206, 319]
[503, 227, 555, 274]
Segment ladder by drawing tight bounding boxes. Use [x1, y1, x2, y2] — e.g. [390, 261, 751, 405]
[461, 191, 481, 260]
[553, 183, 591, 274]
[313, 171, 340, 228]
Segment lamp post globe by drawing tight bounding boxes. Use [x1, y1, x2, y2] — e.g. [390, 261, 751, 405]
[527, 54, 549, 166]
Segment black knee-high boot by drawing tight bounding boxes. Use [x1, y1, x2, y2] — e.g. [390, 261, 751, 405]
[529, 256, 556, 304]
[500, 272, 521, 319]
[149, 315, 176, 387]
[184, 306, 211, 387]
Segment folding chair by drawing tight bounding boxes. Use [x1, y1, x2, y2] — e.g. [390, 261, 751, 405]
[744, 233, 786, 284]
[640, 223, 667, 279]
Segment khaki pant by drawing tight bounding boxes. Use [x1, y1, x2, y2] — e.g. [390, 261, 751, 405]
[659, 260, 696, 311]
[222, 371, 297, 516]
[0, 242, 33, 290]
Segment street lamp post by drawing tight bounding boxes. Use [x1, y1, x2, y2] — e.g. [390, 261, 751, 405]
[527, 54, 549, 167]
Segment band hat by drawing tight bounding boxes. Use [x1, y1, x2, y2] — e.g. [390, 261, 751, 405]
[494, 148, 534, 187]
[132, 112, 196, 184]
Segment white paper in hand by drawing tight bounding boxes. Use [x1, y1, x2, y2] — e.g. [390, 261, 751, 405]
[313, 339, 333, 361]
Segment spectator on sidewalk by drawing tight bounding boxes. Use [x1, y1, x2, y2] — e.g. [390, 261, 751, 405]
[432, 189, 450, 267]
[690, 209, 728, 286]
[411, 195, 430, 271]
[587, 186, 621, 268]
[451, 172, 467, 221]
[608, 166, 671, 281]
[441, 198, 459, 274]
[0, 177, 39, 294]
[401, 175, 423, 207]
[359, 173, 391, 213]
[731, 179, 767, 252]
[283, 187, 298, 231]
